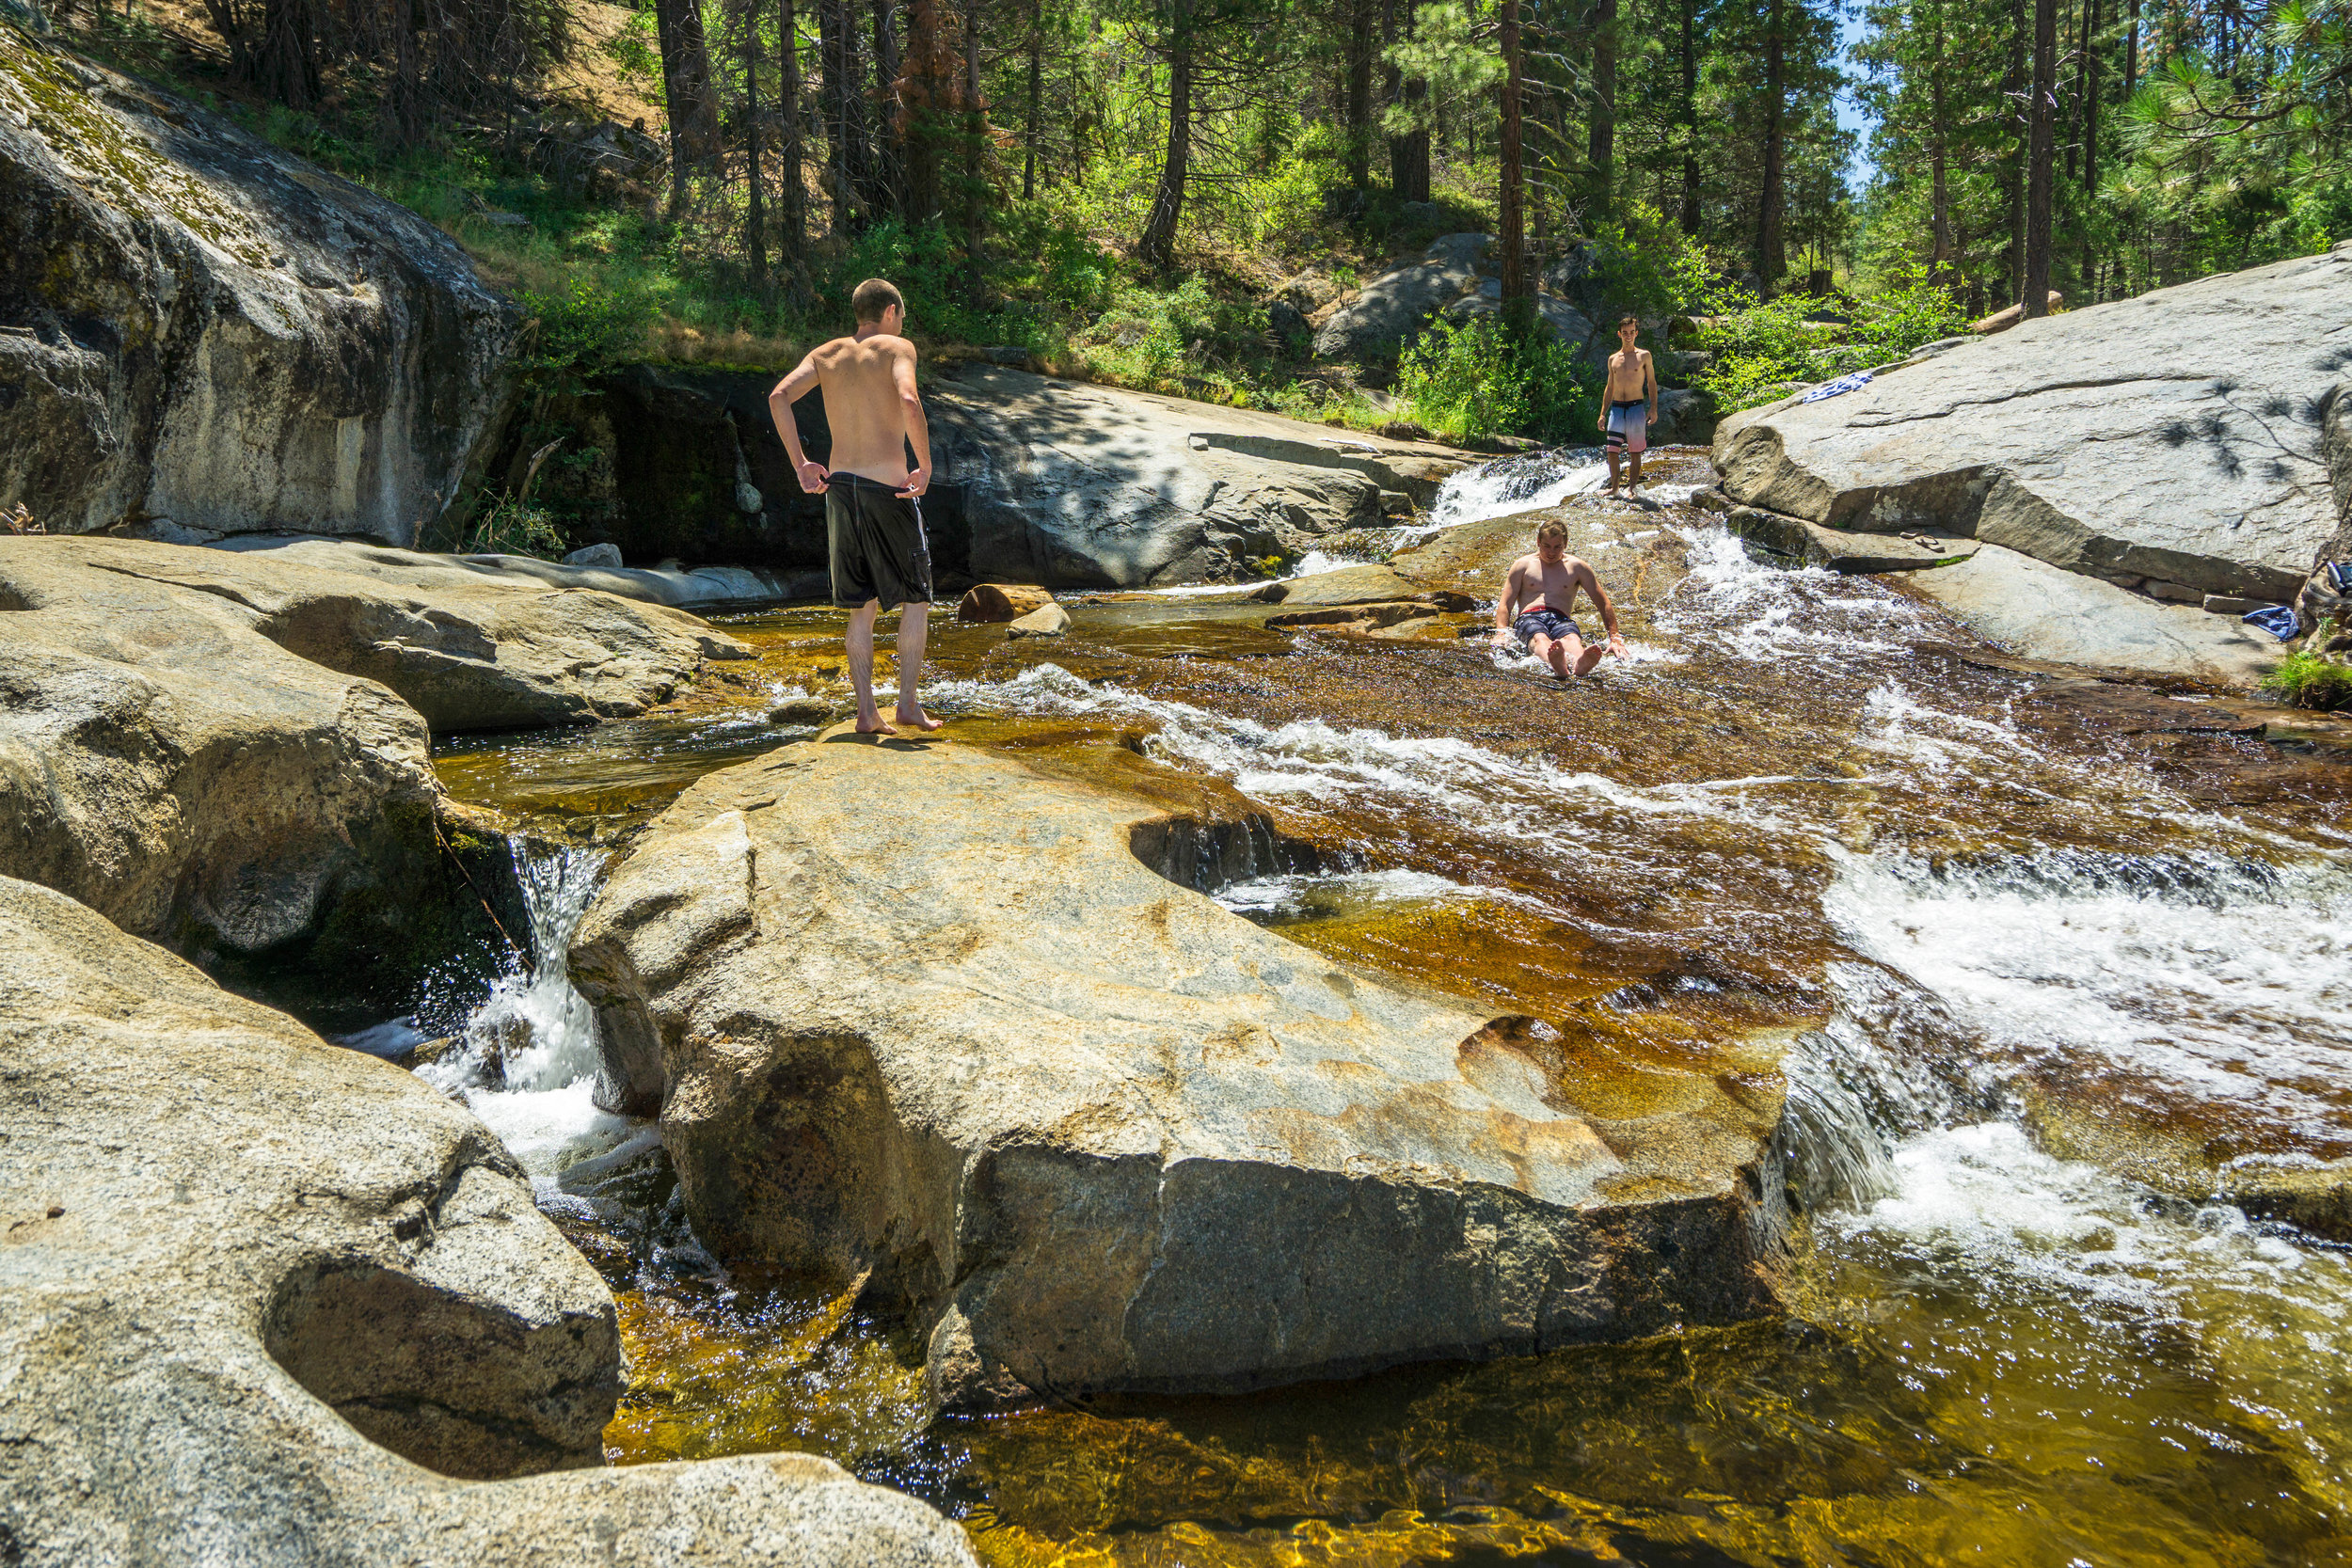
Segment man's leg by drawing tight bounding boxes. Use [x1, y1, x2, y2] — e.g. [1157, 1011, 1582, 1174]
[1569, 633, 1605, 677]
[1602, 447, 1622, 492]
[893, 602, 943, 731]
[1530, 631, 1570, 680]
[846, 599, 893, 734]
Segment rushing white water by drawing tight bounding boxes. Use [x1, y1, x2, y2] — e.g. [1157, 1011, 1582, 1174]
[1826, 848, 2352, 1145]
[1407, 451, 1613, 540]
[418, 839, 637, 1181]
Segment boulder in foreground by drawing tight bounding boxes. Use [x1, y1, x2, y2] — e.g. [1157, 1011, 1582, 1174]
[1714, 244, 2352, 604]
[0, 874, 975, 1568]
[569, 737, 1791, 1415]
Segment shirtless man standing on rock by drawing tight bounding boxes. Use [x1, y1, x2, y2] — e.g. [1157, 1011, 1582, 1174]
[769, 278, 941, 735]
[1597, 314, 1657, 495]
[1494, 518, 1627, 680]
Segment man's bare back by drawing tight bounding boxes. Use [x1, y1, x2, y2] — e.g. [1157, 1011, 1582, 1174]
[795, 332, 925, 487]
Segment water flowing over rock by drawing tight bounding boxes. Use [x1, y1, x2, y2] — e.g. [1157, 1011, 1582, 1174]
[568, 736, 1791, 1415]
[0, 38, 517, 542]
[1712, 243, 2352, 604]
[0, 872, 977, 1568]
[0, 535, 745, 1006]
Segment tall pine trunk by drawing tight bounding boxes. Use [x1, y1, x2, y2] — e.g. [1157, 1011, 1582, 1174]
[819, 0, 872, 231]
[2026, 0, 2057, 313]
[1756, 0, 1786, 292]
[1024, 0, 1043, 198]
[1140, 0, 1191, 266]
[872, 0, 904, 214]
[1499, 0, 1533, 332]
[964, 0, 986, 268]
[1344, 0, 1375, 190]
[741, 0, 767, 281]
[1930, 0, 1949, 279]
[2006, 0, 2026, 301]
[1678, 0, 1698, 232]
[777, 0, 806, 253]
[658, 0, 722, 214]
[2081, 0, 2099, 299]
[899, 0, 945, 220]
[1386, 0, 1430, 201]
[255, 0, 320, 110]
[1587, 0, 1616, 220]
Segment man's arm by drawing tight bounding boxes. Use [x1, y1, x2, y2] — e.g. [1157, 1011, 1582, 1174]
[1643, 349, 1659, 422]
[1576, 562, 1629, 653]
[1494, 561, 1524, 641]
[769, 354, 828, 493]
[895, 341, 931, 498]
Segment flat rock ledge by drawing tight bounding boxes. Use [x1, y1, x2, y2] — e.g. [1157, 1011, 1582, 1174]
[569, 735, 1791, 1417]
[0, 536, 748, 977]
[1713, 243, 2352, 604]
[0, 874, 974, 1568]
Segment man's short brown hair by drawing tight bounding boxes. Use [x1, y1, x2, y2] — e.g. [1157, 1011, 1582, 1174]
[1536, 519, 1568, 545]
[851, 278, 904, 324]
[1618, 313, 1640, 329]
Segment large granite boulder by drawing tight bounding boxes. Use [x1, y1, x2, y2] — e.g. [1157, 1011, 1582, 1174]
[0, 873, 975, 1568]
[569, 737, 1791, 1415]
[0, 35, 518, 544]
[0, 536, 743, 1017]
[925, 365, 1470, 588]
[1315, 233, 1598, 364]
[528, 361, 1470, 590]
[1712, 243, 2352, 603]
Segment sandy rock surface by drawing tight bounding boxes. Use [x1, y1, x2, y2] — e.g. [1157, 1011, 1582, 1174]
[569, 736, 1791, 1416]
[0, 535, 744, 990]
[1713, 244, 2352, 603]
[0, 873, 976, 1568]
[0, 39, 516, 543]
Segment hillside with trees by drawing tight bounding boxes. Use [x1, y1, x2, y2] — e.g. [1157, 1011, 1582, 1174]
[15, 0, 2347, 522]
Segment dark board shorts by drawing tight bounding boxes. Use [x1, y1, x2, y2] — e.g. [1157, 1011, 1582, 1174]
[826, 475, 935, 610]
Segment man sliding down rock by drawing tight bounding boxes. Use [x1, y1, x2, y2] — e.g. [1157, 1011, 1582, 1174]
[1494, 518, 1628, 680]
[1597, 314, 1658, 495]
[770, 277, 943, 735]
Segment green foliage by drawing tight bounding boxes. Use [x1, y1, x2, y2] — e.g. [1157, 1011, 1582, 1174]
[1692, 266, 1966, 414]
[518, 277, 658, 395]
[1579, 201, 1718, 320]
[600, 3, 661, 86]
[1381, 0, 1502, 139]
[2260, 644, 2352, 711]
[1398, 317, 1600, 445]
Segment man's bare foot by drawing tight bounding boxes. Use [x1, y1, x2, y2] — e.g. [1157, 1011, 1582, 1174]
[894, 705, 945, 733]
[855, 715, 898, 736]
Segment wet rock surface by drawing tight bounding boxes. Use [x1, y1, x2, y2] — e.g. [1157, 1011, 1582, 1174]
[0, 872, 976, 1568]
[1712, 244, 2352, 603]
[0, 39, 516, 542]
[568, 735, 1792, 1413]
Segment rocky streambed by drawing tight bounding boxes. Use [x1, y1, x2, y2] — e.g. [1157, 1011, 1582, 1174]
[381, 451, 2352, 1568]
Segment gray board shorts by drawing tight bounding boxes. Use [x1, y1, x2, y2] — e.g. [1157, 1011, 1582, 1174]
[1512, 607, 1584, 645]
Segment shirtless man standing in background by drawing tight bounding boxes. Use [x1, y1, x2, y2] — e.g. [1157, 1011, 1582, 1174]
[1597, 314, 1658, 495]
[769, 278, 941, 735]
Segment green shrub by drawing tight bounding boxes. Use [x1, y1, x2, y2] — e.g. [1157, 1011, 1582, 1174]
[2261, 641, 2352, 710]
[1397, 316, 1600, 445]
[519, 277, 658, 396]
[1692, 265, 1967, 414]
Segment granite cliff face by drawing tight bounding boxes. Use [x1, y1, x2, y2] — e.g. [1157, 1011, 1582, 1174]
[0, 32, 517, 543]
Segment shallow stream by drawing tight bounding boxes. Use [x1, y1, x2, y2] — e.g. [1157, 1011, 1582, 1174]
[409, 454, 2352, 1567]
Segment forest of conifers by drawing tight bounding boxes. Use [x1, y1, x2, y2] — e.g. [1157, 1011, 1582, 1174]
[36, 0, 2352, 430]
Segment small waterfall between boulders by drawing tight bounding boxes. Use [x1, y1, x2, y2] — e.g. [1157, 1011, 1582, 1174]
[399, 448, 2352, 1563]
